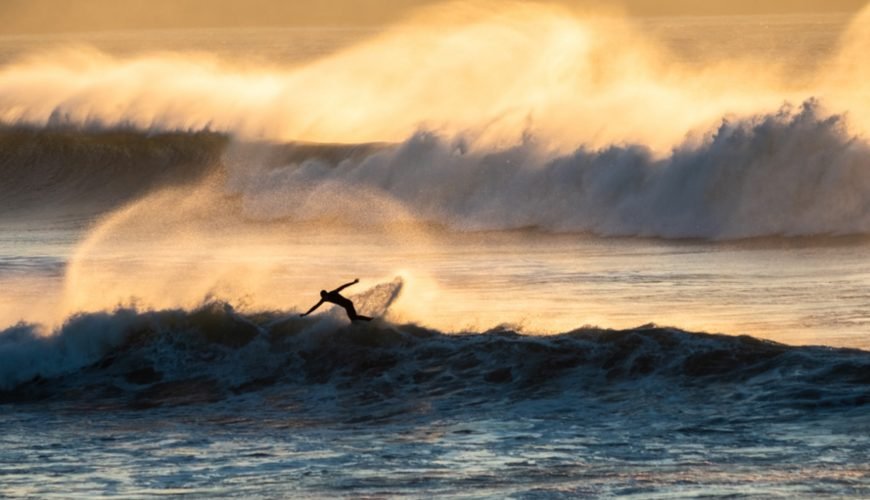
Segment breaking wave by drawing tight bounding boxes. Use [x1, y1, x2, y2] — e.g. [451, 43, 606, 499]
[1, 300, 868, 412]
[2, 100, 870, 239]
[229, 100, 870, 239]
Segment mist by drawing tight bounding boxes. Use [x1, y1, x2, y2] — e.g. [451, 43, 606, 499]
[4, 2, 867, 152]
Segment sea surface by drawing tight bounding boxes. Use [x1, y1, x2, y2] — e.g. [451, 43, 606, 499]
[1, 11, 869, 498]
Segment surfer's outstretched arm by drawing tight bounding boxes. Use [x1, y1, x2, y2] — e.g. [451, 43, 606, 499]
[331, 278, 359, 294]
[300, 299, 325, 317]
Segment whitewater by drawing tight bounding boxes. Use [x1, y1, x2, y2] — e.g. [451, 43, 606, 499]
[1, 4, 869, 497]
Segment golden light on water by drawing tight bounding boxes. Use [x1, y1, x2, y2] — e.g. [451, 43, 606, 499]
[4, 5, 870, 498]
[1, 1, 869, 342]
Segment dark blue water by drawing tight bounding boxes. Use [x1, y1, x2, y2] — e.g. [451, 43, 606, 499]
[2, 306, 869, 497]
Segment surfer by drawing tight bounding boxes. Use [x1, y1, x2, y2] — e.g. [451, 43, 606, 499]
[300, 279, 373, 322]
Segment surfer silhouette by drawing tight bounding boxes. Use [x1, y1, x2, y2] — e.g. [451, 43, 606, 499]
[301, 279, 373, 322]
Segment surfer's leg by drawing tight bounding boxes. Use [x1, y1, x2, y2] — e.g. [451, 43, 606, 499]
[344, 304, 372, 322]
[342, 303, 372, 321]
[341, 304, 365, 322]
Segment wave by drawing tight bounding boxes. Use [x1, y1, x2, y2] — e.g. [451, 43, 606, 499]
[0, 126, 225, 220]
[232, 100, 870, 239]
[2, 300, 868, 411]
[3, 100, 870, 239]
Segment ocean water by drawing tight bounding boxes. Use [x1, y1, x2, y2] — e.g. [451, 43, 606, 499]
[1, 8, 870, 498]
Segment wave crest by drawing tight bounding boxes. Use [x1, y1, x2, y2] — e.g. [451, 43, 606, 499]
[235, 100, 870, 239]
[2, 303, 868, 411]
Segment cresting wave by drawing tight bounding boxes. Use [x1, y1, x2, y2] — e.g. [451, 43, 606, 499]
[230, 101, 870, 239]
[1, 301, 868, 411]
[0, 126, 225, 219]
[4, 100, 870, 239]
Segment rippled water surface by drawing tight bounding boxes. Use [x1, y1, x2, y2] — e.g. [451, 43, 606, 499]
[3, 383, 869, 497]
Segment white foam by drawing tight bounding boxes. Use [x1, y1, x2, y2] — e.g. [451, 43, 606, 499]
[232, 101, 870, 240]
[0, 309, 140, 390]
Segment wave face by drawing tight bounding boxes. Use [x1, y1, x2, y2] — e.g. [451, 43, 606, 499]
[2, 303, 868, 413]
[0, 127, 224, 220]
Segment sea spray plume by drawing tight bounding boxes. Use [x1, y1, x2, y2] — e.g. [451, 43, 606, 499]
[5, 103, 861, 241]
[0, 1, 826, 151]
[57, 171, 432, 321]
[55, 180, 286, 318]
[232, 101, 870, 239]
[824, 3, 870, 134]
